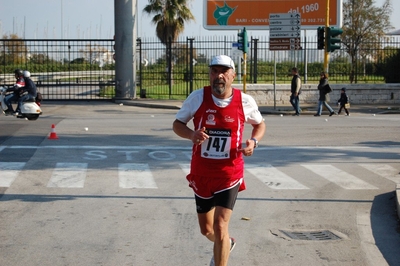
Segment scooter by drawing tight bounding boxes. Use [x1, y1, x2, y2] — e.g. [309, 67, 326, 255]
[0, 86, 42, 120]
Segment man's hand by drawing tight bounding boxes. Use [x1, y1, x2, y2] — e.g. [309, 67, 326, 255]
[191, 127, 209, 145]
[239, 138, 256, 156]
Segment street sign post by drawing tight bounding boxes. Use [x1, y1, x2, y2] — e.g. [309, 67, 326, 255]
[268, 13, 302, 109]
[269, 13, 301, 51]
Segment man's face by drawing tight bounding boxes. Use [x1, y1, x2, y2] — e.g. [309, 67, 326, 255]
[209, 66, 236, 96]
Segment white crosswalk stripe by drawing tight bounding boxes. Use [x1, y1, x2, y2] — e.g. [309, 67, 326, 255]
[118, 163, 157, 189]
[0, 162, 26, 187]
[48, 163, 88, 188]
[359, 164, 400, 183]
[1, 161, 398, 190]
[246, 164, 309, 189]
[179, 163, 191, 175]
[302, 164, 378, 190]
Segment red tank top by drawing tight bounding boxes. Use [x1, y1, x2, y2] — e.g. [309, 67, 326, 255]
[190, 86, 245, 179]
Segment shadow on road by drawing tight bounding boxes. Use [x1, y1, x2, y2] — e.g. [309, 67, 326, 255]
[371, 192, 400, 265]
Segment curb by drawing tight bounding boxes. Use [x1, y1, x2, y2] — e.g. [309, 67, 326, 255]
[114, 100, 181, 110]
[112, 100, 400, 115]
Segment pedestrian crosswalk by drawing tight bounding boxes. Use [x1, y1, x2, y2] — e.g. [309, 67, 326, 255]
[0, 162, 25, 187]
[0, 161, 399, 190]
[247, 164, 309, 190]
[302, 164, 378, 190]
[119, 163, 157, 189]
[47, 163, 88, 188]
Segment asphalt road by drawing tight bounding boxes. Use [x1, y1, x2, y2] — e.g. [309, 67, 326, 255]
[0, 101, 399, 266]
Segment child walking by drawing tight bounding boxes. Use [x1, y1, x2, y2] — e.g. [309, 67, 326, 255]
[337, 87, 350, 116]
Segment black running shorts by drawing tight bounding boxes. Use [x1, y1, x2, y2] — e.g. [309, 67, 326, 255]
[194, 182, 240, 213]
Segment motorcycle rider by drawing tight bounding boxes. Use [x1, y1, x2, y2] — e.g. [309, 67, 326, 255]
[15, 70, 37, 115]
[4, 69, 25, 115]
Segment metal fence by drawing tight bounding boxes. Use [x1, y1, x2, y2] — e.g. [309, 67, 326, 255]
[0, 39, 115, 100]
[1, 35, 400, 100]
[137, 35, 400, 98]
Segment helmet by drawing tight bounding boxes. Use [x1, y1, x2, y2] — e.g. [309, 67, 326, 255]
[14, 69, 23, 76]
[23, 70, 31, 78]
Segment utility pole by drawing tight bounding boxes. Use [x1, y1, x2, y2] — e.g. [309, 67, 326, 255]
[114, 0, 137, 99]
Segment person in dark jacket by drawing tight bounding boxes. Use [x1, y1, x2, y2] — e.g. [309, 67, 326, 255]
[290, 67, 301, 116]
[314, 72, 336, 116]
[15, 70, 37, 115]
[337, 87, 350, 116]
[4, 69, 25, 115]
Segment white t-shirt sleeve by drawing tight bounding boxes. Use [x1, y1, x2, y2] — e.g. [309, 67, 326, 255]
[175, 89, 204, 123]
[241, 92, 263, 125]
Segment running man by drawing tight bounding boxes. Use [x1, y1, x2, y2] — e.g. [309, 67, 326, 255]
[173, 55, 266, 266]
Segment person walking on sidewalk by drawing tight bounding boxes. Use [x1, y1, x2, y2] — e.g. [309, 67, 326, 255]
[172, 55, 266, 266]
[290, 67, 302, 116]
[314, 72, 337, 117]
[337, 87, 350, 116]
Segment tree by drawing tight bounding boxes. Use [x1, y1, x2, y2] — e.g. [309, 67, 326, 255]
[172, 43, 197, 64]
[341, 0, 393, 83]
[143, 0, 195, 87]
[143, 0, 195, 45]
[0, 34, 28, 65]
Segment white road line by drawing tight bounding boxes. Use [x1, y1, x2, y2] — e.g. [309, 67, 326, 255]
[118, 163, 157, 189]
[179, 163, 191, 175]
[0, 162, 26, 187]
[247, 164, 309, 189]
[47, 163, 87, 188]
[182, 151, 192, 160]
[359, 164, 400, 183]
[302, 164, 378, 190]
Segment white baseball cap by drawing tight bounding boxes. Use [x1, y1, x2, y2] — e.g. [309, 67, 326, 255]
[209, 55, 235, 70]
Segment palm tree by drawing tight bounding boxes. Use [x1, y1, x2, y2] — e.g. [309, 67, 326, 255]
[143, 0, 195, 91]
[143, 0, 195, 44]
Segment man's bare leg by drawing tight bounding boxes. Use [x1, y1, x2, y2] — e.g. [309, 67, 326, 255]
[212, 206, 232, 266]
[198, 206, 232, 266]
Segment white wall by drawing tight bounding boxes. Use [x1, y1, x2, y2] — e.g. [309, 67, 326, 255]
[234, 84, 400, 105]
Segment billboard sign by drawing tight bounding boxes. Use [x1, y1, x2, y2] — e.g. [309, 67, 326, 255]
[203, 0, 342, 30]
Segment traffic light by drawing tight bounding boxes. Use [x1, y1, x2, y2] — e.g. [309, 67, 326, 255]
[317, 27, 325, 50]
[327, 27, 343, 52]
[238, 27, 248, 53]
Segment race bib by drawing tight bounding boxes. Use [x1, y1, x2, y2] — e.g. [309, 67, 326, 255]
[201, 128, 231, 159]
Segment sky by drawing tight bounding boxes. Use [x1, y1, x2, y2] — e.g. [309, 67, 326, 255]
[0, 0, 399, 40]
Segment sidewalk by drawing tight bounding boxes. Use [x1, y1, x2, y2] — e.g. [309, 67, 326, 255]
[114, 98, 400, 115]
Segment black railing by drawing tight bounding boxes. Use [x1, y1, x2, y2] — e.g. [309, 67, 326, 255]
[1, 36, 399, 100]
[1, 39, 115, 100]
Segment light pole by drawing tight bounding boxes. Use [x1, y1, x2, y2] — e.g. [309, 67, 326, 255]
[61, 0, 63, 39]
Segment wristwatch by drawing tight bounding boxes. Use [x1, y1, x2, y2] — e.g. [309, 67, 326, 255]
[251, 137, 258, 148]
